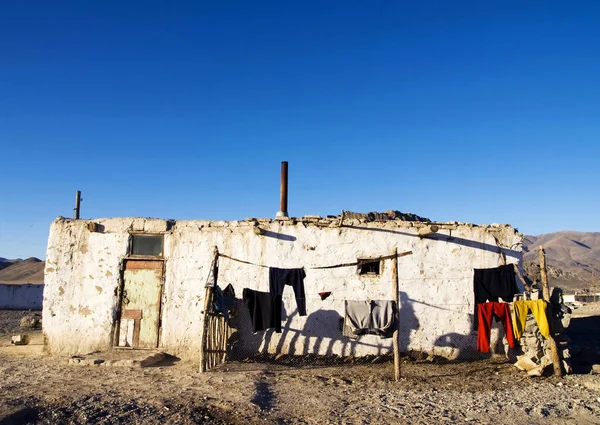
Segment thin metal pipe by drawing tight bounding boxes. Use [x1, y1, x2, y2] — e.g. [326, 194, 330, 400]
[279, 161, 288, 217]
[74, 190, 81, 219]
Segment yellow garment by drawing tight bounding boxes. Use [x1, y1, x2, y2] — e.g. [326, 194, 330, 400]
[511, 299, 550, 340]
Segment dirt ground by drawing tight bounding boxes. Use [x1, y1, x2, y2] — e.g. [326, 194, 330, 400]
[1, 307, 600, 425]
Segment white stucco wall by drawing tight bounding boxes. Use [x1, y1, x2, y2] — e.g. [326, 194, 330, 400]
[43, 216, 522, 359]
[0, 284, 44, 310]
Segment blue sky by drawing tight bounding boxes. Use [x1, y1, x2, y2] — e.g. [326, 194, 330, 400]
[1, 1, 599, 259]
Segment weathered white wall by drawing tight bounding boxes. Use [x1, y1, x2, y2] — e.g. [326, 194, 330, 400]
[43, 216, 522, 359]
[0, 284, 44, 310]
[43, 218, 154, 354]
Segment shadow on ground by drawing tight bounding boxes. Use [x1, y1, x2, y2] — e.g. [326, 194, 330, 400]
[567, 314, 600, 373]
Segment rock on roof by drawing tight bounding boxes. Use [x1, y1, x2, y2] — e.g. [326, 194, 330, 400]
[340, 210, 431, 223]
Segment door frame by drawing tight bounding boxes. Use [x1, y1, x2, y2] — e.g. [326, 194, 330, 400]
[113, 256, 166, 349]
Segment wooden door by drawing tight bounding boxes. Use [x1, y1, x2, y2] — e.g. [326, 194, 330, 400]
[118, 260, 163, 348]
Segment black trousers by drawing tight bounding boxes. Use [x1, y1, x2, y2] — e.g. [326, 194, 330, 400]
[269, 267, 307, 316]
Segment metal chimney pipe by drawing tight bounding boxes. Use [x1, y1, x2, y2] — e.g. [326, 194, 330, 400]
[277, 161, 289, 218]
[74, 190, 81, 219]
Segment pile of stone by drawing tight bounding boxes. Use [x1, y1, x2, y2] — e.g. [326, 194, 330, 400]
[19, 313, 41, 329]
[513, 290, 573, 376]
[11, 334, 30, 345]
[514, 314, 554, 376]
[341, 210, 432, 223]
[8, 313, 42, 346]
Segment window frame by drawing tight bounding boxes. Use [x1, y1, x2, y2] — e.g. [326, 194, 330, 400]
[357, 258, 382, 276]
[128, 233, 165, 258]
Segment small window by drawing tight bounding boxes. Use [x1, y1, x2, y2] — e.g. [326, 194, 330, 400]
[358, 259, 380, 276]
[130, 235, 163, 256]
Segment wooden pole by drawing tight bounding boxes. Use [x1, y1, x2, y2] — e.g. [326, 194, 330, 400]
[200, 246, 219, 372]
[539, 246, 563, 376]
[512, 264, 530, 292]
[392, 247, 401, 381]
[593, 270, 597, 302]
[199, 290, 212, 372]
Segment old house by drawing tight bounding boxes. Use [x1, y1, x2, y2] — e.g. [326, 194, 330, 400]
[42, 210, 523, 361]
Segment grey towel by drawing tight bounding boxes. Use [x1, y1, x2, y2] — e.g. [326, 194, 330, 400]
[344, 300, 397, 339]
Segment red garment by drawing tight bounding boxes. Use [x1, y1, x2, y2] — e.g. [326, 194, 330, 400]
[476, 302, 516, 353]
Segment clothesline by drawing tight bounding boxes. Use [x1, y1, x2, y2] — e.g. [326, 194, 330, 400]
[218, 254, 514, 276]
[274, 295, 474, 305]
[219, 274, 510, 282]
[218, 250, 413, 270]
[218, 253, 268, 268]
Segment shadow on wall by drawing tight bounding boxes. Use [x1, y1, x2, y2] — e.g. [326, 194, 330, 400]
[398, 291, 419, 353]
[343, 225, 520, 260]
[258, 229, 296, 242]
[227, 293, 504, 361]
[399, 292, 502, 360]
[227, 299, 276, 360]
[433, 332, 481, 360]
[227, 301, 398, 359]
[275, 308, 356, 356]
[433, 314, 518, 361]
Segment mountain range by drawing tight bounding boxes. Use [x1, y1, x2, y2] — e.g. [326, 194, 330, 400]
[0, 257, 45, 284]
[522, 231, 600, 293]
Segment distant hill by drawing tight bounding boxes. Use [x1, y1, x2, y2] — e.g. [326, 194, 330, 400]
[0, 257, 45, 284]
[0, 257, 22, 271]
[522, 231, 600, 293]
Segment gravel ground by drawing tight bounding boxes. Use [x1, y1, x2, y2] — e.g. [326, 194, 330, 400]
[1, 306, 599, 425]
[0, 309, 41, 336]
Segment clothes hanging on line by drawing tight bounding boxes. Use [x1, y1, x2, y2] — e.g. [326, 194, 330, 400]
[243, 288, 282, 333]
[473, 265, 518, 326]
[343, 300, 397, 339]
[223, 283, 236, 299]
[511, 299, 550, 340]
[319, 292, 332, 301]
[476, 302, 516, 353]
[269, 267, 307, 316]
[213, 284, 236, 320]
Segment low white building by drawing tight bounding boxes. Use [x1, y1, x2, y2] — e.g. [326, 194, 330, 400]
[0, 283, 44, 310]
[42, 212, 522, 360]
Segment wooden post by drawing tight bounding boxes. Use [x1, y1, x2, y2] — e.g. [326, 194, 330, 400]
[513, 264, 531, 292]
[199, 289, 212, 372]
[392, 247, 401, 381]
[539, 246, 563, 376]
[593, 270, 597, 302]
[199, 246, 219, 372]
